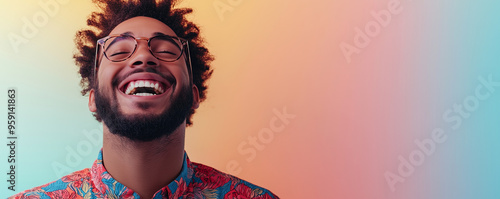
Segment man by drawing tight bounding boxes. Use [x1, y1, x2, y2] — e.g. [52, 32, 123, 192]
[10, 0, 278, 198]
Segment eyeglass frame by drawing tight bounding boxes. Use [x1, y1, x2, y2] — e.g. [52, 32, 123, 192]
[93, 34, 193, 87]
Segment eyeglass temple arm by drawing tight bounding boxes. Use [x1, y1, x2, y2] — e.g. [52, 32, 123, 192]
[93, 41, 101, 88]
[185, 41, 194, 85]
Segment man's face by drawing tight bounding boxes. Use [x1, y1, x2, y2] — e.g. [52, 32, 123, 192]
[89, 16, 197, 141]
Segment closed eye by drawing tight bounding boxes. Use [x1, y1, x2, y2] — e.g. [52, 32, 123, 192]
[156, 50, 177, 55]
[110, 51, 131, 57]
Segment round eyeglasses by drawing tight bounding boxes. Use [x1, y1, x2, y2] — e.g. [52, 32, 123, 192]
[96, 34, 188, 62]
[93, 34, 193, 83]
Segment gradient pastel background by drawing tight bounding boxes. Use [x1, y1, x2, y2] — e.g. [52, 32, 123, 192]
[1, 0, 500, 198]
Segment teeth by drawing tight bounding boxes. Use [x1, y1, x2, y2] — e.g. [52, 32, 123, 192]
[124, 80, 165, 95]
[134, 93, 154, 96]
[125, 83, 133, 95]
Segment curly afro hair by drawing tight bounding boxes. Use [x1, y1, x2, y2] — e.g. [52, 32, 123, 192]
[74, 0, 213, 126]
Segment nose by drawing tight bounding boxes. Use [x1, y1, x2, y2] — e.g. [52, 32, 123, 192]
[128, 39, 160, 68]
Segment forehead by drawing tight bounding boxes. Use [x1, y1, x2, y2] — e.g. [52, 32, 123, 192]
[109, 16, 178, 37]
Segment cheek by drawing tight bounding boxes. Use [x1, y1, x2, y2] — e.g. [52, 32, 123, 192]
[97, 62, 122, 88]
[169, 62, 191, 84]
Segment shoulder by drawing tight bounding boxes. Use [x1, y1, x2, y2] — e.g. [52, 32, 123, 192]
[189, 162, 279, 199]
[9, 168, 92, 199]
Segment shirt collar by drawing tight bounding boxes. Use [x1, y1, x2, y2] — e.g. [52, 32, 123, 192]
[90, 149, 193, 198]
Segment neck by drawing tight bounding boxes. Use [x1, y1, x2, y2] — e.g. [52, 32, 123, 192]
[102, 124, 185, 199]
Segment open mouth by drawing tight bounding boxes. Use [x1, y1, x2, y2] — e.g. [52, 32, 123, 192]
[121, 80, 167, 96]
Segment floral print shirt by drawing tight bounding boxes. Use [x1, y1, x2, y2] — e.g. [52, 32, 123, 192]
[10, 150, 278, 199]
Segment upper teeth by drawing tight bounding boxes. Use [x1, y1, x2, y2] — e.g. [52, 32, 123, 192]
[124, 80, 165, 95]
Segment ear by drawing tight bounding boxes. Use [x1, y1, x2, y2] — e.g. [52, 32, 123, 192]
[88, 89, 97, 112]
[191, 85, 200, 109]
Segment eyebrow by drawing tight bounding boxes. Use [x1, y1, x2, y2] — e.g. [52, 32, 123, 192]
[153, 32, 172, 37]
[118, 32, 172, 37]
[103, 32, 134, 50]
[105, 35, 130, 50]
[121, 31, 133, 36]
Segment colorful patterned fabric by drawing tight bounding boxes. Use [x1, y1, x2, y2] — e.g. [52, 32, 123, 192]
[10, 150, 278, 199]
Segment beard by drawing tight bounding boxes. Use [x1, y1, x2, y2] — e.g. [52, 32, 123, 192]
[94, 81, 193, 142]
